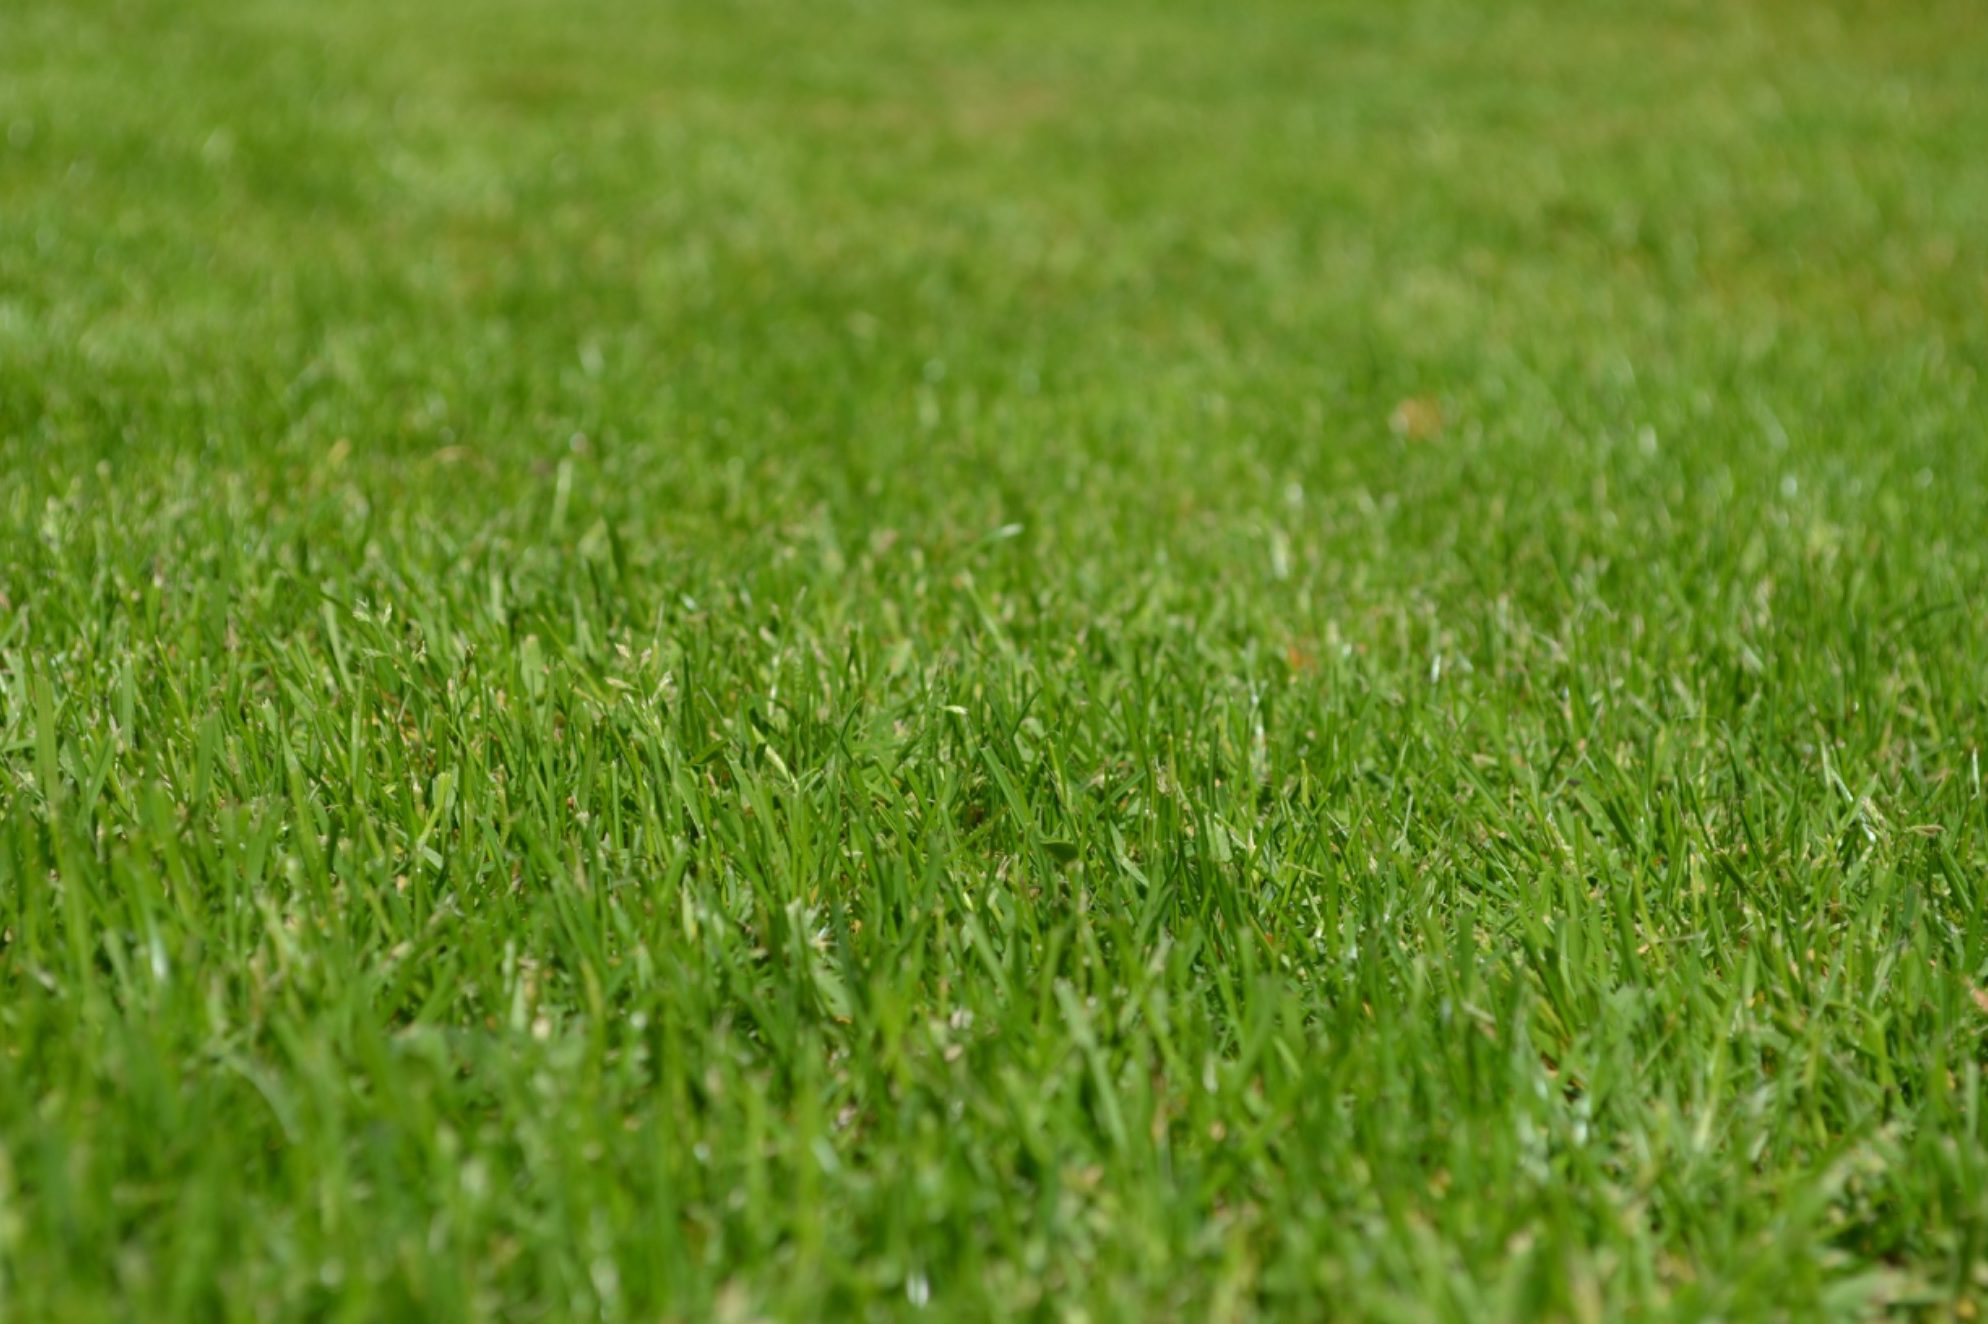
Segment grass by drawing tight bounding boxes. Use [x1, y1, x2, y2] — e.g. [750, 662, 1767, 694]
[3, 0, 1988, 1317]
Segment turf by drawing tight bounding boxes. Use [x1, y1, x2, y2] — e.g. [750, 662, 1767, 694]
[4, 0, 1988, 1318]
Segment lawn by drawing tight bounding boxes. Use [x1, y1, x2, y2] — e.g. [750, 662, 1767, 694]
[4, 0, 1988, 1317]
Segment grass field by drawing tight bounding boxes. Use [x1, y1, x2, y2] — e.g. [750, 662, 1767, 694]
[4, 0, 1988, 1317]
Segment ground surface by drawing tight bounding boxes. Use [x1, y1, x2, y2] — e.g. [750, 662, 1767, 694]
[4, 0, 1988, 1318]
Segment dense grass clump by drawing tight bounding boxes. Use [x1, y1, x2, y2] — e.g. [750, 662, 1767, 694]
[4, 0, 1988, 1317]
